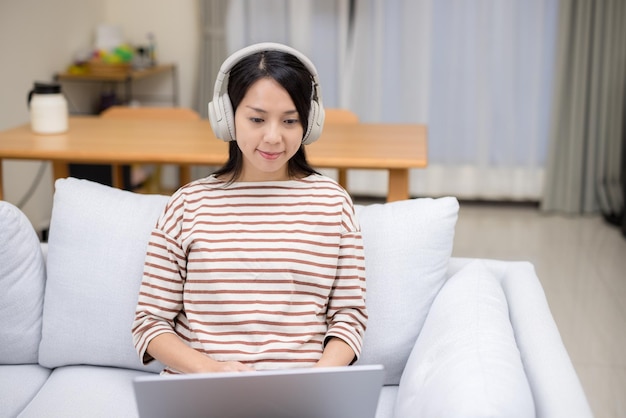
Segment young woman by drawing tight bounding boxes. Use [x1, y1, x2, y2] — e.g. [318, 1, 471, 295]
[132, 43, 367, 374]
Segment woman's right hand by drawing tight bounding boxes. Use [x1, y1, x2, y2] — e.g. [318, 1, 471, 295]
[146, 333, 254, 373]
[210, 361, 255, 373]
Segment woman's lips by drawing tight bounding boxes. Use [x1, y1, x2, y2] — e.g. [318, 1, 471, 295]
[258, 150, 282, 160]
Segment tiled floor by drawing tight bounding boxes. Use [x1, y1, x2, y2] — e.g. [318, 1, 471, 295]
[451, 202, 626, 418]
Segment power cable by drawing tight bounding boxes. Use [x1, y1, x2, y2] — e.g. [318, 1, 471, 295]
[16, 161, 48, 210]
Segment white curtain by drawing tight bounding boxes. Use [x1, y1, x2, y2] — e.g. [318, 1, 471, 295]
[223, 0, 559, 200]
[225, 0, 351, 109]
[422, 0, 558, 200]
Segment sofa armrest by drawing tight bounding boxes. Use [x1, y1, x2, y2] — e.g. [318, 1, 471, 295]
[401, 258, 592, 417]
[446, 256, 473, 277]
[489, 260, 593, 417]
[395, 259, 535, 417]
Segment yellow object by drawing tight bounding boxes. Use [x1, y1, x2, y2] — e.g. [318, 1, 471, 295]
[66, 64, 88, 75]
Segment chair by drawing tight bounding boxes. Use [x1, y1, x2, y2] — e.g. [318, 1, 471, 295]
[100, 106, 201, 193]
[100, 106, 200, 121]
[324, 108, 359, 124]
[324, 108, 359, 189]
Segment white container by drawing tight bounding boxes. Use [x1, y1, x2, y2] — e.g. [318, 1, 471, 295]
[28, 82, 69, 134]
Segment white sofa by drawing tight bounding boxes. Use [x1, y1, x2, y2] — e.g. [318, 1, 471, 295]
[0, 178, 592, 418]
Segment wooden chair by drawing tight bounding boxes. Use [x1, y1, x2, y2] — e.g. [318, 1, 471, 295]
[100, 106, 201, 121]
[324, 108, 359, 189]
[324, 108, 359, 124]
[100, 106, 201, 193]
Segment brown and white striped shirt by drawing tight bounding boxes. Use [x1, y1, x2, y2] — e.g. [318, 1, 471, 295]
[132, 174, 367, 373]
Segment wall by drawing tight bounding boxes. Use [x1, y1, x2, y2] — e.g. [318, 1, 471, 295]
[103, 0, 200, 110]
[0, 0, 199, 229]
[0, 0, 104, 230]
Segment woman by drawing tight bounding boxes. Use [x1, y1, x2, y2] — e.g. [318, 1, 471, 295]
[132, 43, 367, 374]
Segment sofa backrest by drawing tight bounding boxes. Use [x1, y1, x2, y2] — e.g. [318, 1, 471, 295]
[354, 197, 458, 384]
[38, 178, 169, 373]
[0, 201, 46, 364]
[35, 178, 458, 384]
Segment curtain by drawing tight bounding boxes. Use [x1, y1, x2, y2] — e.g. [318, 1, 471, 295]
[206, 0, 559, 201]
[541, 0, 626, 219]
[223, 0, 351, 109]
[344, 0, 558, 200]
[197, 0, 229, 119]
[189, 0, 229, 182]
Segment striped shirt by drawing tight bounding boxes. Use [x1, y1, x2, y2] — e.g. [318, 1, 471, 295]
[132, 174, 367, 373]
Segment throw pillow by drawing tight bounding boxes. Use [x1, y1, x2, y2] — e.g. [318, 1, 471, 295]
[395, 259, 535, 417]
[355, 197, 459, 385]
[0, 201, 46, 364]
[39, 178, 169, 372]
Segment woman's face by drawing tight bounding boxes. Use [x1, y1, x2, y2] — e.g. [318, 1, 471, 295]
[234, 77, 304, 182]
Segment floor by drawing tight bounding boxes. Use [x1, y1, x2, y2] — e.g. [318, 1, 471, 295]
[450, 201, 626, 418]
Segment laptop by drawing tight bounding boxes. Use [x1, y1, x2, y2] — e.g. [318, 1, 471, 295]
[133, 364, 385, 418]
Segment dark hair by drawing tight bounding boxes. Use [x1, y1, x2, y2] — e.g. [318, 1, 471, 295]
[213, 50, 320, 182]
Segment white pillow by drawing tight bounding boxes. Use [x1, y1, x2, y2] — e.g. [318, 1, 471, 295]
[355, 197, 458, 385]
[395, 259, 535, 417]
[0, 202, 46, 364]
[39, 178, 169, 372]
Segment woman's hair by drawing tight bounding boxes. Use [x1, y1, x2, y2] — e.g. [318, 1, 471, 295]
[213, 50, 320, 182]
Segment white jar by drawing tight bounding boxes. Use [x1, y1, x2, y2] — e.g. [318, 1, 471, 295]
[28, 82, 69, 134]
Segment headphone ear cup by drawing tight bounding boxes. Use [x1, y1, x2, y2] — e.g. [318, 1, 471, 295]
[208, 98, 221, 139]
[208, 94, 236, 142]
[221, 94, 236, 142]
[302, 100, 325, 145]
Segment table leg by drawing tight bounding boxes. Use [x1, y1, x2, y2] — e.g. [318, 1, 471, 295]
[179, 165, 191, 187]
[125, 76, 132, 105]
[111, 164, 124, 189]
[52, 161, 69, 181]
[0, 160, 4, 200]
[387, 169, 409, 202]
[338, 169, 348, 190]
[49, 161, 69, 193]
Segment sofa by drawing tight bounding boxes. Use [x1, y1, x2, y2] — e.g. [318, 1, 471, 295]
[0, 177, 592, 418]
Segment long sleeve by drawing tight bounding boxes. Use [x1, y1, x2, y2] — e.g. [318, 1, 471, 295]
[325, 201, 368, 359]
[132, 195, 187, 364]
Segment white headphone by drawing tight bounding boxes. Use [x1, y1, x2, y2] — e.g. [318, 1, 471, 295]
[208, 42, 325, 145]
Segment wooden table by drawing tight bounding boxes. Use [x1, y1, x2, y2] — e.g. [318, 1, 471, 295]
[0, 117, 427, 202]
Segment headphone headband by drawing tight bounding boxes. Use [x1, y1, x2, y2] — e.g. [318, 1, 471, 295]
[208, 42, 325, 145]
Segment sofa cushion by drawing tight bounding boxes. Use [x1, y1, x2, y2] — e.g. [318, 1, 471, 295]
[39, 178, 169, 372]
[0, 201, 46, 364]
[354, 197, 458, 385]
[375, 386, 399, 418]
[0, 364, 51, 417]
[394, 259, 535, 417]
[19, 365, 153, 418]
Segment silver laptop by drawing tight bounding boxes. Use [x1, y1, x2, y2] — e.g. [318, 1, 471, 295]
[133, 364, 384, 418]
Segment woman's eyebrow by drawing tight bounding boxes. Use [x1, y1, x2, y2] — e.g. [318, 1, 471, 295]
[245, 105, 298, 115]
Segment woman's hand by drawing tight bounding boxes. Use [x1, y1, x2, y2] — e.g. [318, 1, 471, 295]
[210, 361, 255, 373]
[147, 333, 254, 373]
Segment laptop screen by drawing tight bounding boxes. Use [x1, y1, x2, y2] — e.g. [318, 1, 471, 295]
[133, 364, 385, 418]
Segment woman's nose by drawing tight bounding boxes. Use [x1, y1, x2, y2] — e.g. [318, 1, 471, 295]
[263, 122, 282, 143]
